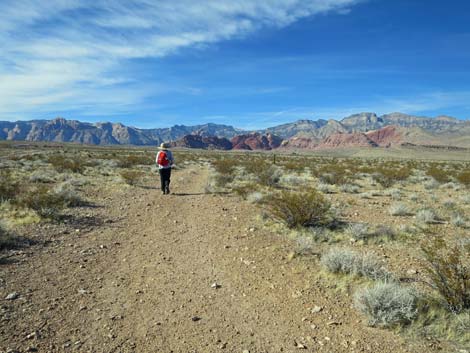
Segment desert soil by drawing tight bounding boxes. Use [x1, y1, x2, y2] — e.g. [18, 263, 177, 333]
[1, 166, 445, 353]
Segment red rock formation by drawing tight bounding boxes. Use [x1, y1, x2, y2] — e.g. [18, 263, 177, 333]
[281, 137, 319, 149]
[365, 125, 403, 147]
[231, 133, 282, 150]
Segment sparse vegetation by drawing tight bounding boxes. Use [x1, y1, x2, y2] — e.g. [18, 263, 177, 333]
[266, 188, 332, 228]
[354, 281, 418, 327]
[321, 248, 391, 280]
[421, 237, 470, 312]
[120, 169, 144, 186]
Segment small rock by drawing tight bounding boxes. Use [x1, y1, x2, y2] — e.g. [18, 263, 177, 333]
[242, 350, 250, 353]
[327, 321, 341, 326]
[211, 283, 221, 289]
[295, 341, 307, 349]
[191, 316, 201, 322]
[406, 269, 418, 276]
[311, 305, 323, 313]
[5, 292, 19, 300]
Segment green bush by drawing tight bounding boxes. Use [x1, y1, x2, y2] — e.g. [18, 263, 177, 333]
[457, 171, 470, 187]
[266, 188, 331, 228]
[0, 170, 19, 201]
[117, 154, 153, 168]
[427, 165, 451, 183]
[48, 154, 85, 173]
[120, 170, 143, 185]
[354, 282, 418, 327]
[421, 237, 470, 312]
[17, 186, 67, 219]
[0, 224, 21, 250]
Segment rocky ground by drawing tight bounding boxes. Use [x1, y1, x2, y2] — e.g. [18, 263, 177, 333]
[0, 166, 448, 353]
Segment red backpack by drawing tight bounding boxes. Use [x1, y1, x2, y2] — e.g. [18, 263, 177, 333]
[157, 151, 170, 167]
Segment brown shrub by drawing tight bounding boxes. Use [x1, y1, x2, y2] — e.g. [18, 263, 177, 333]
[48, 154, 85, 173]
[17, 185, 67, 219]
[120, 170, 143, 185]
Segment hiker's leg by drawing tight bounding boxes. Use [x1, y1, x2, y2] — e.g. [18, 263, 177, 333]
[159, 169, 165, 192]
[164, 168, 171, 194]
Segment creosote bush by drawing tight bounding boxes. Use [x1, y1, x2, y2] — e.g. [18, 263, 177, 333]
[354, 281, 418, 327]
[48, 154, 85, 173]
[17, 186, 67, 219]
[0, 223, 21, 250]
[266, 188, 331, 228]
[421, 237, 470, 312]
[120, 170, 143, 186]
[457, 170, 470, 187]
[0, 170, 19, 201]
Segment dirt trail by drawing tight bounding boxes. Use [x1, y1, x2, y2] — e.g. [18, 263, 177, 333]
[1, 167, 442, 353]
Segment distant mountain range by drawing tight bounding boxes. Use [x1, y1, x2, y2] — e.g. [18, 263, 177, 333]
[1, 112, 470, 150]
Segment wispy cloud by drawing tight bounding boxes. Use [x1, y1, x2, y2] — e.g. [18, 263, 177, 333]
[0, 0, 363, 118]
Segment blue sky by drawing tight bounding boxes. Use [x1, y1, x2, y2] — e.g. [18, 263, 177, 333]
[1, 0, 469, 129]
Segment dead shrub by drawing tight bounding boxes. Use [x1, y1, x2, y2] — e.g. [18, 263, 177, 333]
[266, 188, 332, 228]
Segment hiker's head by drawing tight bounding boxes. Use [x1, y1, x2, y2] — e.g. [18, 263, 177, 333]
[159, 142, 170, 150]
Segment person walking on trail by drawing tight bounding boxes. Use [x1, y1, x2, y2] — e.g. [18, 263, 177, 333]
[156, 142, 174, 195]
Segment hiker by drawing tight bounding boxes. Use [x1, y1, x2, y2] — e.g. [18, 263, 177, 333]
[156, 142, 174, 194]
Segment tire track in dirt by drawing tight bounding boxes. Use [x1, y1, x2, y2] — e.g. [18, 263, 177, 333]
[1, 166, 444, 353]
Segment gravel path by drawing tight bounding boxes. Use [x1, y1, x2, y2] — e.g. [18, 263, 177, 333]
[0, 166, 443, 352]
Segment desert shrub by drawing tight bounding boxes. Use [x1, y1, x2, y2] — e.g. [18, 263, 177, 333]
[17, 186, 67, 219]
[416, 209, 438, 224]
[0, 223, 21, 250]
[232, 182, 258, 200]
[451, 214, 467, 228]
[244, 161, 281, 187]
[257, 165, 282, 187]
[212, 158, 238, 175]
[54, 182, 84, 207]
[373, 225, 396, 240]
[388, 188, 401, 200]
[211, 159, 239, 187]
[457, 171, 470, 187]
[340, 184, 360, 194]
[424, 179, 440, 190]
[426, 166, 451, 183]
[389, 203, 412, 216]
[372, 167, 412, 188]
[409, 193, 419, 202]
[442, 199, 456, 209]
[246, 191, 264, 204]
[345, 223, 370, 241]
[354, 282, 418, 327]
[0, 170, 19, 201]
[120, 170, 143, 186]
[461, 195, 470, 205]
[294, 236, 315, 255]
[317, 183, 335, 194]
[421, 237, 470, 312]
[48, 154, 85, 173]
[319, 172, 347, 185]
[321, 248, 391, 280]
[266, 188, 331, 228]
[29, 169, 57, 183]
[116, 154, 153, 168]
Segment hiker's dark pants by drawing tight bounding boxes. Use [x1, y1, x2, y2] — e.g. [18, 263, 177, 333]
[159, 168, 171, 192]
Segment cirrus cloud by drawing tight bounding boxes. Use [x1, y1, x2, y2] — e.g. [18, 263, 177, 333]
[0, 0, 364, 118]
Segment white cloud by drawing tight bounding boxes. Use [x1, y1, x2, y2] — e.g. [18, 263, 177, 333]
[0, 0, 363, 118]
